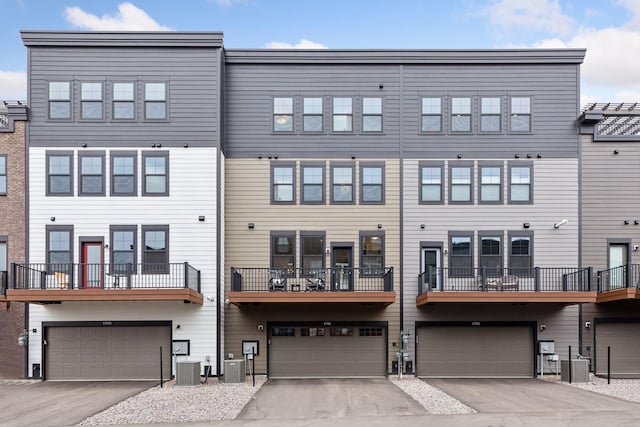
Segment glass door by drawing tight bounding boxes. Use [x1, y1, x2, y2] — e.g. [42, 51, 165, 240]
[82, 242, 103, 288]
[421, 247, 441, 291]
[332, 245, 353, 291]
[609, 244, 628, 289]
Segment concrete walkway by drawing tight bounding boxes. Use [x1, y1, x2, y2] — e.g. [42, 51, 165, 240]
[0, 381, 156, 427]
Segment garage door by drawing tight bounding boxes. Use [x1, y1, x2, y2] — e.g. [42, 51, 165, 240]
[416, 325, 534, 378]
[45, 325, 172, 380]
[595, 322, 640, 377]
[269, 325, 386, 378]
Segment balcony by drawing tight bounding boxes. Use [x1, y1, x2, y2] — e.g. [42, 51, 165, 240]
[7, 263, 202, 304]
[227, 267, 395, 305]
[596, 264, 640, 303]
[416, 266, 596, 306]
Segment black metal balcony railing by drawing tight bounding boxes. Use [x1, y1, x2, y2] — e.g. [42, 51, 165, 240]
[11, 263, 201, 293]
[418, 266, 593, 294]
[597, 264, 640, 293]
[231, 267, 393, 292]
[1, 271, 7, 296]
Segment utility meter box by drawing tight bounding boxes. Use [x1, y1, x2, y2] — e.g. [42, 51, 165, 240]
[538, 340, 555, 355]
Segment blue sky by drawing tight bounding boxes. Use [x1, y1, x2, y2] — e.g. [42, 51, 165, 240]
[1, 0, 639, 105]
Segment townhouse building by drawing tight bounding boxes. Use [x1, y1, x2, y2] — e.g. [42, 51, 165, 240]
[579, 104, 640, 377]
[0, 101, 28, 378]
[6, 32, 223, 380]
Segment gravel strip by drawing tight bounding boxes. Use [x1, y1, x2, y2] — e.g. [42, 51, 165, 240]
[390, 377, 476, 415]
[540, 374, 640, 403]
[80, 376, 266, 425]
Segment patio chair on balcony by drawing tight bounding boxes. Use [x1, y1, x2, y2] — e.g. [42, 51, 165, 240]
[269, 269, 287, 291]
[501, 275, 519, 291]
[306, 270, 326, 291]
[55, 272, 69, 290]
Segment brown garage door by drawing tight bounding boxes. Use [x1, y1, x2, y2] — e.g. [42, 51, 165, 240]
[269, 325, 386, 378]
[595, 322, 640, 377]
[416, 325, 534, 378]
[45, 325, 171, 380]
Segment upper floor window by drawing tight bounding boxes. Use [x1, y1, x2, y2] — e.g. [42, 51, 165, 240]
[510, 97, 531, 132]
[421, 97, 442, 132]
[81, 82, 103, 120]
[0, 237, 6, 272]
[479, 234, 503, 275]
[142, 152, 169, 196]
[479, 164, 502, 203]
[360, 164, 384, 204]
[361, 232, 384, 275]
[301, 163, 324, 204]
[113, 82, 135, 120]
[480, 97, 501, 132]
[420, 163, 443, 204]
[111, 152, 137, 196]
[78, 152, 105, 196]
[449, 233, 473, 277]
[449, 165, 473, 203]
[49, 82, 71, 119]
[509, 164, 532, 204]
[272, 163, 295, 203]
[333, 98, 353, 132]
[451, 97, 471, 132]
[271, 232, 295, 270]
[331, 163, 354, 203]
[303, 97, 323, 132]
[142, 225, 169, 274]
[110, 225, 137, 273]
[301, 232, 325, 273]
[144, 82, 166, 120]
[46, 152, 73, 196]
[362, 97, 382, 132]
[47, 225, 73, 272]
[273, 97, 293, 132]
[509, 232, 533, 275]
[0, 155, 6, 195]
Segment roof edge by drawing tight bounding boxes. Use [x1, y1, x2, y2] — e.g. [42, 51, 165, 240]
[21, 30, 224, 48]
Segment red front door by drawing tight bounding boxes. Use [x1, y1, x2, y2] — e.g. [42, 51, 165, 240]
[82, 242, 103, 288]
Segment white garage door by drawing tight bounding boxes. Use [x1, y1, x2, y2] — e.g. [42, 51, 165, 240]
[269, 325, 386, 378]
[45, 324, 172, 380]
[417, 325, 534, 378]
[595, 322, 640, 377]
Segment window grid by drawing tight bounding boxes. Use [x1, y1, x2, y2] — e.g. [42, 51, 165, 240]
[272, 165, 295, 203]
[509, 232, 533, 276]
[362, 97, 382, 132]
[273, 97, 294, 132]
[420, 164, 443, 204]
[144, 82, 167, 120]
[142, 225, 169, 274]
[421, 97, 442, 132]
[111, 152, 137, 196]
[301, 164, 324, 204]
[79, 153, 105, 196]
[46, 225, 73, 274]
[480, 97, 501, 132]
[479, 234, 503, 276]
[0, 155, 6, 195]
[47, 153, 73, 196]
[271, 232, 295, 271]
[303, 97, 323, 132]
[451, 97, 471, 132]
[479, 165, 502, 203]
[49, 82, 71, 119]
[81, 82, 103, 120]
[110, 225, 137, 273]
[510, 165, 532, 203]
[331, 164, 354, 203]
[511, 97, 531, 132]
[360, 164, 384, 204]
[113, 82, 135, 120]
[142, 152, 169, 196]
[333, 98, 353, 132]
[450, 166, 472, 203]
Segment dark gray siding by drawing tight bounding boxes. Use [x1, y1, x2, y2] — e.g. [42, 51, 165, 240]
[26, 45, 220, 148]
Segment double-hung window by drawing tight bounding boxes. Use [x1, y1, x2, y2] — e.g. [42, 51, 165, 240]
[480, 97, 501, 132]
[362, 97, 382, 132]
[78, 152, 105, 196]
[46, 152, 73, 196]
[110, 225, 137, 273]
[331, 163, 354, 203]
[0, 155, 6, 195]
[451, 97, 471, 132]
[113, 82, 135, 120]
[360, 163, 384, 204]
[449, 232, 473, 277]
[47, 225, 73, 273]
[479, 233, 503, 276]
[478, 163, 503, 203]
[144, 82, 167, 120]
[271, 231, 295, 270]
[81, 82, 103, 120]
[111, 152, 137, 196]
[509, 231, 533, 276]
[273, 97, 293, 132]
[142, 225, 169, 274]
[333, 98, 353, 132]
[301, 163, 324, 204]
[49, 82, 71, 119]
[421, 97, 442, 132]
[0, 237, 6, 273]
[142, 152, 169, 196]
[419, 162, 443, 204]
[511, 97, 531, 132]
[301, 232, 325, 273]
[360, 232, 384, 275]
[449, 164, 473, 203]
[271, 163, 295, 204]
[303, 97, 323, 132]
[509, 163, 532, 204]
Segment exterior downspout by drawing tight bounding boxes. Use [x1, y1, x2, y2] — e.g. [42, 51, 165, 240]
[398, 64, 405, 353]
[215, 47, 224, 378]
[576, 63, 583, 355]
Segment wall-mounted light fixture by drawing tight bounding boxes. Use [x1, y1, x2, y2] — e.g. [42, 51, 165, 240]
[585, 321, 591, 329]
[104, 244, 109, 249]
[614, 150, 620, 155]
[537, 154, 542, 159]
[248, 223, 255, 229]
[379, 83, 384, 90]
[540, 324, 546, 331]
[443, 249, 449, 255]
[81, 143, 87, 148]
[624, 220, 630, 225]
[50, 216, 55, 222]
[523, 223, 530, 229]
[635, 220, 639, 225]
[553, 219, 568, 229]
[456, 154, 462, 159]
[377, 224, 383, 229]
[157, 144, 162, 148]
[514, 154, 520, 159]
[258, 154, 263, 159]
[325, 248, 330, 254]
[198, 216, 205, 222]
[634, 245, 639, 252]
[526, 154, 532, 159]
[184, 143, 189, 148]
[420, 224, 425, 229]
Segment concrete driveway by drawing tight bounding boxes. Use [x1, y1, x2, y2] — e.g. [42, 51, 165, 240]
[237, 378, 428, 421]
[426, 378, 640, 413]
[0, 381, 156, 427]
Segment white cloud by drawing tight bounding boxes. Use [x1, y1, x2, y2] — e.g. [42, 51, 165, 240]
[265, 39, 328, 49]
[211, 0, 245, 6]
[0, 71, 27, 101]
[483, 0, 575, 35]
[64, 2, 171, 31]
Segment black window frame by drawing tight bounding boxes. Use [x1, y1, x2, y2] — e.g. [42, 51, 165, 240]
[46, 225, 73, 274]
[478, 231, 503, 277]
[480, 96, 502, 133]
[450, 96, 472, 133]
[142, 225, 169, 274]
[0, 155, 6, 195]
[48, 81, 72, 120]
[360, 231, 385, 276]
[362, 97, 383, 132]
[419, 161, 444, 204]
[144, 81, 168, 121]
[110, 225, 137, 274]
[449, 162, 474, 205]
[449, 231, 473, 278]
[80, 81, 104, 121]
[420, 97, 443, 133]
[508, 161, 533, 204]
[478, 162, 503, 204]
[270, 231, 296, 273]
[508, 230, 534, 277]
[78, 151, 105, 196]
[142, 151, 169, 197]
[301, 162, 325, 205]
[271, 161, 296, 204]
[303, 97, 323, 132]
[301, 231, 325, 275]
[332, 97, 353, 132]
[360, 162, 385, 204]
[330, 162, 355, 204]
[112, 81, 136, 120]
[46, 151, 74, 196]
[110, 151, 138, 196]
[510, 96, 532, 133]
